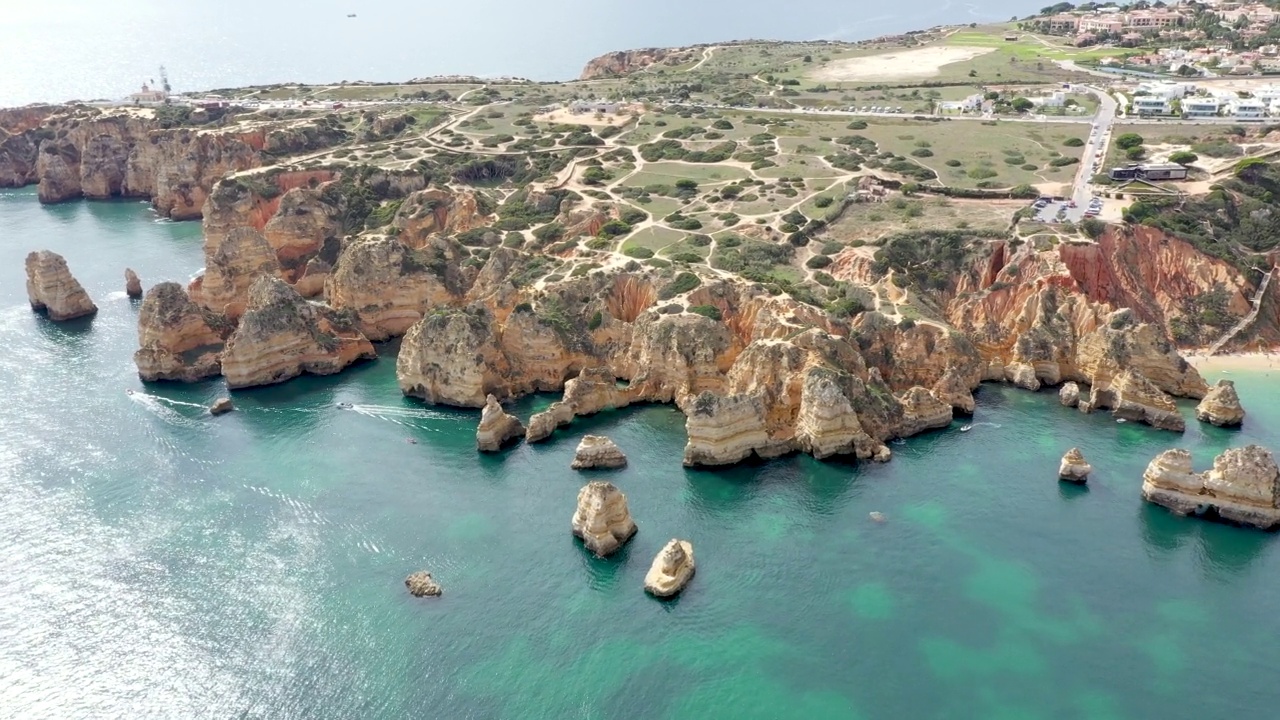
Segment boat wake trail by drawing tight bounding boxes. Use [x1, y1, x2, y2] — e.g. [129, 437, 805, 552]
[127, 393, 208, 429]
[346, 403, 453, 428]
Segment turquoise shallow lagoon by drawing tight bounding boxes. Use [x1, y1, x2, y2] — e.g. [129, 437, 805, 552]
[3, 188, 1280, 718]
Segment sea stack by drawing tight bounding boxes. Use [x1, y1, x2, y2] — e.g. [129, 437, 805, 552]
[1195, 380, 1245, 428]
[1141, 445, 1280, 530]
[571, 435, 627, 469]
[1059, 382, 1080, 408]
[570, 481, 637, 556]
[25, 250, 97, 321]
[134, 282, 229, 382]
[125, 268, 143, 299]
[1058, 448, 1092, 483]
[476, 394, 525, 452]
[404, 571, 443, 597]
[643, 539, 696, 598]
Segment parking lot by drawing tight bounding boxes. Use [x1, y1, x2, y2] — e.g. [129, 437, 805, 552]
[1031, 195, 1103, 224]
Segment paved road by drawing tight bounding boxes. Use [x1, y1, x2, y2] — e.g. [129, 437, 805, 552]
[1064, 85, 1117, 222]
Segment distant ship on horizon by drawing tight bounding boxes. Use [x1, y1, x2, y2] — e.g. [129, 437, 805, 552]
[347, 13, 357, 18]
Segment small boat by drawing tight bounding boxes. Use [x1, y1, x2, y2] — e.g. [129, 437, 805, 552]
[869, 511, 885, 523]
[406, 438, 418, 444]
[347, 13, 357, 17]
[336, 402, 353, 409]
[126, 389, 134, 395]
[1116, 418, 1127, 424]
[960, 424, 972, 433]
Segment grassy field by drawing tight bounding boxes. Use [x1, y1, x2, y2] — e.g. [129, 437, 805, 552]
[622, 226, 685, 253]
[821, 196, 1020, 244]
[623, 162, 752, 185]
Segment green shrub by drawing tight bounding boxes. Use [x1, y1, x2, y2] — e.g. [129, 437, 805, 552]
[658, 271, 702, 299]
[814, 196, 834, 208]
[688, 304, 722, 321]
[911, 148, 934, 158]
[623, 245, 654, 259]
[1168, 151, 1198, 165]
[847, 120, 868, 130]
[1049, 156, 1079, 167]
[806, 255, 833, 269]
[968, 167, 998, 179]
[1115, 133, 1144, 150]
[712, 119, 733, 130]
[1063, 137, 1084, 147]
[588, 310, 604, 330]
[668, 251, 704, 264]
[944, 159, 963, 167]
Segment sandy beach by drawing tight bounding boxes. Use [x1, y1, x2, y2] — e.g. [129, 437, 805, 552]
[810, 46, 995, 82]
[1185, 351, 1280, 375]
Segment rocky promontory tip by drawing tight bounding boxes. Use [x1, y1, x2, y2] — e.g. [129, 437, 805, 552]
[134, 281, 229, 382]
[1196, 379, 1246, 428]
[644, 539, 696, 598]
[25, 250, 96, 321]
[1142, 445, 1280, 530]
[476, 394, 525, 452]
[221, 275, 375, 389]
[571, 481, 637, 557]
[571, 435, 627, 469]
[1059, 448, 1092, 483]
[404, 571, 443, 597]
[125, 268, 143, 299]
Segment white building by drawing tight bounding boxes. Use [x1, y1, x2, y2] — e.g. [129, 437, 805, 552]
[1135, 81, 1193, 99]
[1132, 95, 1171, 114]
[1229, 98, 1267, 118]
[938, 93, 985, 113]
[1033, 91, 1068, 108]
[1183, 97, 1221, 117]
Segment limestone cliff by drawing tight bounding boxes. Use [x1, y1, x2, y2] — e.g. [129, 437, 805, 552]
[571, 481, 637, 557]
[644, 539, 696, 598]
[25, 250, 96, 321]
[579, 47, 696, 80]
[221, 276, 375, 389]
[134, 282, 230, 382]
[1142, 445, 1280, 530]
[1196, 379, 1246, 427]
[527, 366, 634, 442]
[397, 305, 510, 407]
[1059, 448, 1092, 483]
[394, 188, 491, 248]
[196, 226, 282, 320]
[1090, 369, 1186, 432]
[475, 394, 525, 452]
[326, 235, 468, 341]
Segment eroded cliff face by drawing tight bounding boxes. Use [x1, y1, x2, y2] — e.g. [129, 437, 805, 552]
[197, 226, 282, 321]
[221, 276, 375, 389]
[578, 47, 696, 79]
[134, 281, 230, 382]
[27, 113, 264, 218]
[394, 188, 490, 248]
[325, 235, 469, 340]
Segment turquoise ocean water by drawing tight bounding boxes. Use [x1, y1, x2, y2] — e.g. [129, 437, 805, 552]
[3, 189, 1280, 718]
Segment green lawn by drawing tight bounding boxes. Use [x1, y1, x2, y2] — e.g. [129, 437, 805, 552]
[622, 226, 685, 253]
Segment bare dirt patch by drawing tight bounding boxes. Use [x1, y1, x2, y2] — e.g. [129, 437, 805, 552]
[810, 46, 997, 82]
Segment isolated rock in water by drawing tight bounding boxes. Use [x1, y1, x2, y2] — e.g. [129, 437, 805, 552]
[644, 539, 696, 598]
[1142, 445, 1280, 530]
[133, 282, 229, 382]
[1059, 382, 1080, 408]
[1005, 362, 1040, 391]
[1195, 379, 1245, 428]
[209, 397, 235, 415]
[1105, 370, 1185, 432]
[571, 435, 628, 470]
[221, 276, 376, 389]
[125, 268, 143, 298]
[571, 481, 637, 557]
[1058, 447, 1092, 483]
[475, 394, 525, 452]
[404, 571, 442, 597]
[25, 250, 97, 321]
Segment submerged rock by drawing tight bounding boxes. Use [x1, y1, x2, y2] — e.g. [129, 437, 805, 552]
[25, 250, 97, 321]
[571, 481, 637, 556]
[404, 571, 443, 597]
[1059, 382, 1080, 408]
[134, 282, 229, 382]
[644, 539, 696, 598]
[125, 268, 143, 299]
[1058, 447, 1092, 483]
[221, 276, 376, 389]
[1195, 379, 1245, 428]
[209, 397, 235, 415]
[571, 435, 628, 470]
[475, 394, 525, 452]
[1141, 445, 1280, 530]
